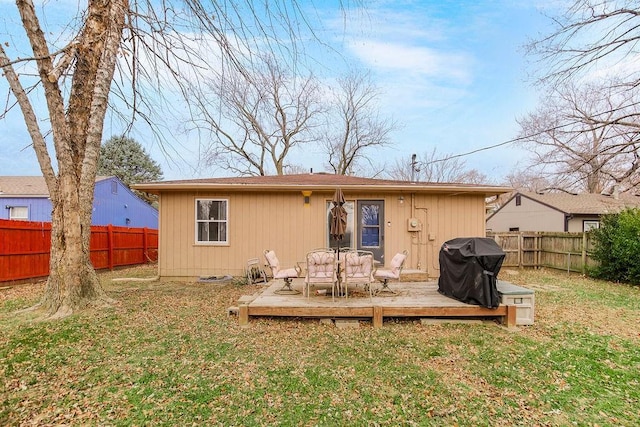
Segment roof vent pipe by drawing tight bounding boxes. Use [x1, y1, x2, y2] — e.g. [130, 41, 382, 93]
[411, 154, 418, 183]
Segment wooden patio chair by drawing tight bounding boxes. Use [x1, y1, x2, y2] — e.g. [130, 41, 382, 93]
[304, 248, 338, 301]
[264, 250, 301, 295]
[340, 249, 375, 301]
[373, 250, 408, 296]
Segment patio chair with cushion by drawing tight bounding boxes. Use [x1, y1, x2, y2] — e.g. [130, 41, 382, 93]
[373, 250, 408, 296]
[264, 249, 301, 295]
[341, 250, 375, 301]
[304, 248, 338, 301]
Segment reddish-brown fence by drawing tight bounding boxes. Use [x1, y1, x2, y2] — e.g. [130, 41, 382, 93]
[0, 219, 158, 283]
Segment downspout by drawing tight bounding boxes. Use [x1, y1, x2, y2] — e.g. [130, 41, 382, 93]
[564, 213, 572, 232]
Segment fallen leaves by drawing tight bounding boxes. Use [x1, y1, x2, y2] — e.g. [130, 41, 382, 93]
[1, 266, 639, 425]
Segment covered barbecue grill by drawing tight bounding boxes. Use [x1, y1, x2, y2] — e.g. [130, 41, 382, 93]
[437, 237, 505, 309]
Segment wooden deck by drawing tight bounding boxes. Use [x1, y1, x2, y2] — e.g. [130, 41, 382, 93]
[237, 279, 517, 328]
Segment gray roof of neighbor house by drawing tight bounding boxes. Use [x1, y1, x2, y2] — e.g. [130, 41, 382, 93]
[133, 173, 512, 195]
[502, 191, 640, 216]
[0, 176, 49, 197]
[0, 176, 114, 197]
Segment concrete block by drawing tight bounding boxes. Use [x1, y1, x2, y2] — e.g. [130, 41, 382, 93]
[335, 319, 360, 329]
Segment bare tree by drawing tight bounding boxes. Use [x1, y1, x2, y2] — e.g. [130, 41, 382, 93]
[529, 1, 640, 88]
[388, 149, 490, 184]
[0, 0, 330, 318]
[502, 169, 556, 193]
[322, 71, 397, 175]
[516, 82, 640, 193]
[528, 1, 640, 140]
[197, 53, 323, 176]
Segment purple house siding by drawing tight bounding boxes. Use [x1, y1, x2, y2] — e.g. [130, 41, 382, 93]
[1, 197, 51, 221]
[0, 176, 158, 228]
[92, 177, 158, 228]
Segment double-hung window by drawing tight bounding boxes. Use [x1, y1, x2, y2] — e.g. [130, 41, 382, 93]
[9, 206, 28, 220]
[195, 199, 228, 244]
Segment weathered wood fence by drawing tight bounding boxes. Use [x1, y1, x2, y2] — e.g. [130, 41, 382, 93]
[0, 219, 158, 283]
[487, 231, 597, 273]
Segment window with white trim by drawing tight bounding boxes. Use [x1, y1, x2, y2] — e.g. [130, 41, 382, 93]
[583, 220, 600, 232]
[195, 199, 228, 244]
[9, 206, 28, 220]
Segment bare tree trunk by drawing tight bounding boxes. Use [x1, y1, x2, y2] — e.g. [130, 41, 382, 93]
[1, 0, 126, 318]
[38, 0, 126, 318]
[42, 176, 108, 318]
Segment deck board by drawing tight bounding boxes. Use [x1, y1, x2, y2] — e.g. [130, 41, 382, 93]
[240, 279, 517, 328]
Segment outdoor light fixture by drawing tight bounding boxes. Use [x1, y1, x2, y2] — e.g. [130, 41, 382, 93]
[398, 196, 405, 204]
[301, 190, 312, 206]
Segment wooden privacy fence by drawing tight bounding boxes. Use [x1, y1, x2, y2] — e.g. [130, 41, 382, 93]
[487, 231, 598, 274]
[0, 219, 158, 283]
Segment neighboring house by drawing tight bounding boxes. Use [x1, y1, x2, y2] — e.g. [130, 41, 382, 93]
[134, 173, 511, 280]
[486, 191, 640, 233]
[0, 176, 158, 228]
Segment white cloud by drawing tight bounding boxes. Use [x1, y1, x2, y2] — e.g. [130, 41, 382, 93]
[346, 39, 472, 85]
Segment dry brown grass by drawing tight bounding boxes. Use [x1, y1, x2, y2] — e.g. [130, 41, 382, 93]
[1, 266, 639, 426]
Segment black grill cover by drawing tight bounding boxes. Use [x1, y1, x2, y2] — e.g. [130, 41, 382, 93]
[438, 237, 505, 309]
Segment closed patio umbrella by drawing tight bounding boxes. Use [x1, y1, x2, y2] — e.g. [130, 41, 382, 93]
[330, 188, 347, 243]
[330, 188, 348, 295]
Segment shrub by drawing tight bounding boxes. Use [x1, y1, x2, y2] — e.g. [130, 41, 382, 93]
[588, 208, 640, 285]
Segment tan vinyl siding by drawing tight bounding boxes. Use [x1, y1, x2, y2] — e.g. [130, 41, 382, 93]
[567, 215, 601, 233]
[157, 190, 488, 280]
[486, 196, 565, 232]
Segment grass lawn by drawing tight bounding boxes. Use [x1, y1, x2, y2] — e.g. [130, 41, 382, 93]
[1, 267, 639, 426]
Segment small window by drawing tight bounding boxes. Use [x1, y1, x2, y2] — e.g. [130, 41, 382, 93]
[111, 181, 118, 194]
[584, 220, 600, 232]
[9, 206, 28, 220]
[509, 227, 520, 232]
[515, 194, 521, 206]
[195, 199, 228, 244]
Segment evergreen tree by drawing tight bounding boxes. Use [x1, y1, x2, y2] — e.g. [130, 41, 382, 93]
[98, 135, 163, 204]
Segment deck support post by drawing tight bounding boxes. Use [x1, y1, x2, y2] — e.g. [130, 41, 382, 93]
[373, 306, 383, 328]
[503, 304, 516, 328]
[239, 304, 249, 327]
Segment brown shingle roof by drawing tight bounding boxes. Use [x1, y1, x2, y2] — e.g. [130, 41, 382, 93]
[0, 176, 113, 197]
[134, 173, 512, 195]
[521, 191, 640, 215]
[155, 173, 416, 186]
[0, 176, 49, 196]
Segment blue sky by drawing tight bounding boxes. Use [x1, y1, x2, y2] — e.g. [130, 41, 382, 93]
[0, 0, 561, 182]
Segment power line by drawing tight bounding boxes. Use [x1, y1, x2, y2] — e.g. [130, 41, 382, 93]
[428, 125, 567, 165]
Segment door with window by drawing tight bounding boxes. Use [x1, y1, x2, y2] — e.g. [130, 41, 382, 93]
[357, 200, 384, 264]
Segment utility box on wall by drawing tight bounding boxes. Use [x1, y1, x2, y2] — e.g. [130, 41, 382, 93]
[407, 217, 421, 232]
